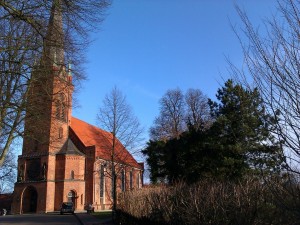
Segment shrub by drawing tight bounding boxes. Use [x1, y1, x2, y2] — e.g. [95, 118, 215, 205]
[116, 178, 300, 225]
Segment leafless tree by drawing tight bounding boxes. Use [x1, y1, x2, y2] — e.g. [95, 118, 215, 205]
[150, 88, 186, 141]
[0, 17, 34, 167]
[0, 150, 17, 194]
[0, 0, 110, 166]
[185, 88, 211, 131]
[229, 0, 300, 175]
[97, 86, 144, 217]
[150, 88, 211, 141]
[226, 2, 300, 219]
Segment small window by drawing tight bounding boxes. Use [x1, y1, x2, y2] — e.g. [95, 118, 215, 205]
[42, 163, 47, 180]
[71, 170, 74, 180]
[58, 127, 63, 139]
[18, 165, 24, 181]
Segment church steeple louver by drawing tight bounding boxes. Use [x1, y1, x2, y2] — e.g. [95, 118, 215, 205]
[44, 0, 64, 66]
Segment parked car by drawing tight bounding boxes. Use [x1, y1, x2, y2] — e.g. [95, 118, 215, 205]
[60, 202, 74, 215]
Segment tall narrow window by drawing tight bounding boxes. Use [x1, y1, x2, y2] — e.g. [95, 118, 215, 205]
[129, 171, 133, 189]
[61, 103, 66, 121]
[71, 170, 74, 180]
[55, 100, 61, 119]
[121, 170, 125, 192]
[100, 165, 104, 198]
[58, 127, 63, 139]
[56, 94, 66, 121]
[60, 94, 65, 121]
[137, 172, 140, 189]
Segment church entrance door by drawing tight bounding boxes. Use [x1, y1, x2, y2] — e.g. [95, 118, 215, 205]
[67, 190, 76, 209]
[22, 186, 38, 213]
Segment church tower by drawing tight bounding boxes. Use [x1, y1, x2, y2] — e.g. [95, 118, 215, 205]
[12, 0, 144, 214]
[22, 0, 71, 155]
[11, 0, 85, 213]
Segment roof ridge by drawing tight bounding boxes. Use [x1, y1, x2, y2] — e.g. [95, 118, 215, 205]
[71, 116, 110, 135]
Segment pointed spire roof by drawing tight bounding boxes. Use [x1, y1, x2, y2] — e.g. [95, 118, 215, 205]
[44, 0, 64, 66]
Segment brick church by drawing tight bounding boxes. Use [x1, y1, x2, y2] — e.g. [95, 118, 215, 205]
[11, 1, 143, 214]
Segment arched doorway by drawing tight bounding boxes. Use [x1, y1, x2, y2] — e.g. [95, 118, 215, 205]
[22, 186, 38, 213]
[67, 190, 76, 209]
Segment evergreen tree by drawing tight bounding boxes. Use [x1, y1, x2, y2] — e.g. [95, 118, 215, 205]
[208, 79, 284, 178]
[142, 140, 167, 183]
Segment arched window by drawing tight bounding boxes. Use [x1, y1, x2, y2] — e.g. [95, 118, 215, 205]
[100, 165, 105, 198]
[121, 170, 125, 192]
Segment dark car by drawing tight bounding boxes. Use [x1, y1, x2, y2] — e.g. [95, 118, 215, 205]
[60, 202, 75, 215]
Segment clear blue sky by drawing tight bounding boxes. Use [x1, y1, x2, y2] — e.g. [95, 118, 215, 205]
[72, 0, 276, 142]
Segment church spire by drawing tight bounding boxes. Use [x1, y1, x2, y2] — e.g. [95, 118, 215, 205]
[44, 0, 64, 66]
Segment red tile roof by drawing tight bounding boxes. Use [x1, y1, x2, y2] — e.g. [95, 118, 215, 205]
[70, 117, 142, 169]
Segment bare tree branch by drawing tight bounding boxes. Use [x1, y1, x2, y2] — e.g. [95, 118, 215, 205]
[0, 0, 110, 165]
[232, 0, 300, 173]
[97, 86, 144, 216]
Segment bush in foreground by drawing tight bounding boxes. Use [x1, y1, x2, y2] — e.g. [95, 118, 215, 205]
[116, 177, 300, 225]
